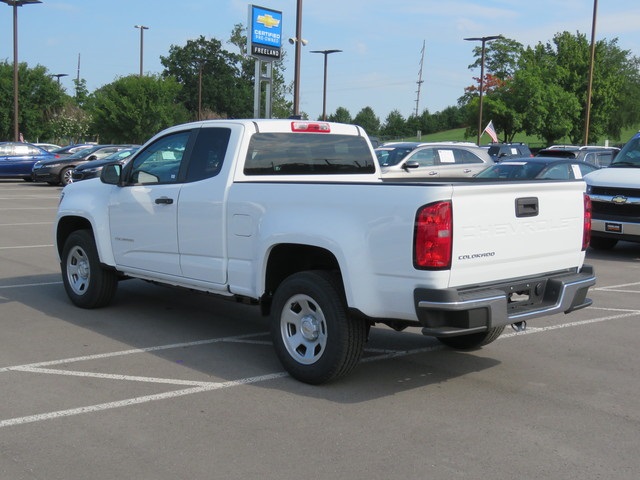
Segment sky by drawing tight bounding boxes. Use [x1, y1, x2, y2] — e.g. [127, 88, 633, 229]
[1, 0, 640, 122]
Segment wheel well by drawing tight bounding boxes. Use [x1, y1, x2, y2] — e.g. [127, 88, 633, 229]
[56, 216, 93, 257]
[261, 244, 342, 315]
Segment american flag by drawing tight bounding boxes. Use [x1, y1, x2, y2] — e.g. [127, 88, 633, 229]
[483, 121, 498, 143]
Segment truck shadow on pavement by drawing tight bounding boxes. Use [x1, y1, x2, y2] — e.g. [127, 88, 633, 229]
[1, 273, 501, 403]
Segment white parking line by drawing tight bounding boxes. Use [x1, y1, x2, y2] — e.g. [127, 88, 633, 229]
[593, 281, 640, 293]
[0, 244, 54, 250]
[1, 307, 638, 429]
[0, 222, 53, 226]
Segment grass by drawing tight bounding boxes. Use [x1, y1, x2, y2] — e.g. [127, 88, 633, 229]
[390, 124, 640, 148]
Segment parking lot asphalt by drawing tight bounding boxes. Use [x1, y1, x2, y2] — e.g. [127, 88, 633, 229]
[1, 179, 639, 480]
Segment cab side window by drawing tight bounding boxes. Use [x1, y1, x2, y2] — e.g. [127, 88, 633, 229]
[185, 127, 231, 182]
[129, 131, 191, 184]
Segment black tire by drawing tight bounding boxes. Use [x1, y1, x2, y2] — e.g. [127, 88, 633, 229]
[437, 326, 505, 350]
[270, 271, 366, 384]
[589, 236, 618, 250]
[61, 230, 118, 308]
[60, 167, 74, 186]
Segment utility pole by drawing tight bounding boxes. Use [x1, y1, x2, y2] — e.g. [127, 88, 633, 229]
[414, 40, 425, 117]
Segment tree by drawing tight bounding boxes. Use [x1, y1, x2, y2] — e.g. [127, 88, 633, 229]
[50, 103, 91, 144]
[0, 61, 66, 141]
[88, 74, 188, 144]
[327, 106, 352, 123]
[353, 107, 380, 136]
[161, 35, 248, 119]
[380, 110, 411, 138]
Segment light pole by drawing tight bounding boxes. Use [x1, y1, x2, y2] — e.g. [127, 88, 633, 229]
[134, 25, 149, 77]
[464, 35, 502, 145]
[1, 0, 42, 142]
[291, 0, 303, 118]
[584, 0, 598, 146]
[310, 49, 342, 121]
[51, 73, 68, 84]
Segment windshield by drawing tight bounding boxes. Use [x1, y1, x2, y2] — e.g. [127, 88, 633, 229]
[610, 134, 640, 167]
[476, 162, 547, 179]
[376, 147, 415, 166]
[65, 146, 102, 160]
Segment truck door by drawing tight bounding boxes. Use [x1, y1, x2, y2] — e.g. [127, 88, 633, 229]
[109, 130, 193, 276]
[176, 125, 236, 285]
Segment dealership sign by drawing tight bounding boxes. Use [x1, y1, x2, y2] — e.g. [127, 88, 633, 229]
[248, 5, 282, 61]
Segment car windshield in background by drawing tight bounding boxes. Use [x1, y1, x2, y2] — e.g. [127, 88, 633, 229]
[610, 135, 640, 167]
[476, 158, 598, 180]
[375, 147, 417, 166]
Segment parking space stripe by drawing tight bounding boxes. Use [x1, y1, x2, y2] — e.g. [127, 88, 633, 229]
[0, 244, 54, 250]
[1, 308, 638, 429]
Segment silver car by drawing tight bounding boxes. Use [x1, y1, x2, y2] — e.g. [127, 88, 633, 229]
[376, 141, 493, 178]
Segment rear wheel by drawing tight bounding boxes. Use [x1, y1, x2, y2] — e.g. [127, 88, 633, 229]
[270, 271, 366, 384]
[61, 230, 117, 308]
[589, 236, 618, 250]
[437, 326, 505, 350]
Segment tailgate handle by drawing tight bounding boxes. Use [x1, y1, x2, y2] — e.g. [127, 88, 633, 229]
[515, 197, 538, 217]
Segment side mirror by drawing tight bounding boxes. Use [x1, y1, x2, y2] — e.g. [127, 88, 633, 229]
[101, 163, 122, 185]
[88, 155, 98, 161]
[402, 161, 420, 171]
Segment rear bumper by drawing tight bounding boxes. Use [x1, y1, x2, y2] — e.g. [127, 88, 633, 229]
[414, 265, 596, 337]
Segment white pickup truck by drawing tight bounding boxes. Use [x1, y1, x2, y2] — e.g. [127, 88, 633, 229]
[585, 131, 640, 250]
[55, 119, 595, 384]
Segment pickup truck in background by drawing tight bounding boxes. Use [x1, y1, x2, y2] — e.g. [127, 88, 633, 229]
[585, 131, 640, 250]
[55, 119, 596, 384]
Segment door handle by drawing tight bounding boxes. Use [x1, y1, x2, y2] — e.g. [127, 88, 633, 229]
[155, 197, 174, 205]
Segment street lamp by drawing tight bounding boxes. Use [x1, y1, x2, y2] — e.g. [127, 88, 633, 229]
[584, 0, 598, 145]
[1, 0, 42, 142]
[51, 73, 68, 84]
[464, 35, 502, 145]
[134, 25, 149, 77]
[310, 49, 342, 121]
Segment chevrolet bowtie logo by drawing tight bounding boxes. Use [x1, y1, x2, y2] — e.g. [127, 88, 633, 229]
[612, 195, 628, 205]
[257, 14, 280, 29]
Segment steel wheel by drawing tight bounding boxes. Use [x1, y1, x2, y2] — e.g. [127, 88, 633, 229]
[279, 293, 328, 365]
[65, 244, 91, 296]
[61, 230, 117, 308]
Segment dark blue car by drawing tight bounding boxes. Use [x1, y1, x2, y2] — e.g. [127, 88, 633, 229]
[0, 142, 57, 180]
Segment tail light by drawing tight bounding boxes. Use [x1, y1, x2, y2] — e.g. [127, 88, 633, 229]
[414, 201, 452, 269]
[583, 193, 591, 251]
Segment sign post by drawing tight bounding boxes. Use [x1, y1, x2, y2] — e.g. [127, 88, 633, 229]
[248, 5, 282, 118]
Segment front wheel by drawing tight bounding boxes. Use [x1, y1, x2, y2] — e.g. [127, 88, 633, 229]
[270, 271, 366, 384]
[437, 326, 505, 350]
[61, 230, 118, 308]
[60, 167, 74, 186]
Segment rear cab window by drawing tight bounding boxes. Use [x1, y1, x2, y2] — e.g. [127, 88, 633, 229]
[243, 133, 375, 175]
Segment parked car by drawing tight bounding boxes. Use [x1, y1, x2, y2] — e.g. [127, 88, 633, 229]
[376, 141, 493, 178]
[33, 143, 61, 152]
[487, 142, 533, 161]
[32, 145, 138, 186]
[476, 156, 598, 180]
[536, 146, 620, 168]
[0, 142, 58, 181]
[50, 144, 96, 157]
[71, 147, 139, 182]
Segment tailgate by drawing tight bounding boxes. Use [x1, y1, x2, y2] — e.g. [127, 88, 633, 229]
[448, 181, 587, 287]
